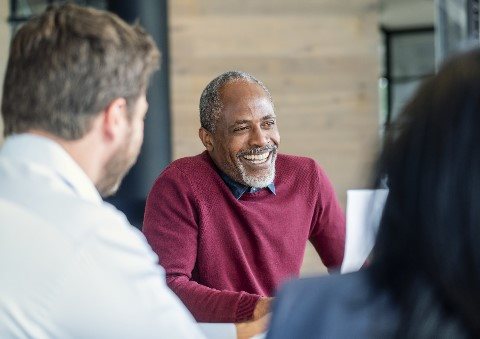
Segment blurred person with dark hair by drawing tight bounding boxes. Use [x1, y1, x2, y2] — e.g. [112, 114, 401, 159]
[143, 71, 346, 330]
[266, 49, 480, 338]
[0, 4, 208, 338]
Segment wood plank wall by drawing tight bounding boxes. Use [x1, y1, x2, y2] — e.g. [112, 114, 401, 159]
[169, 0, 381, 274]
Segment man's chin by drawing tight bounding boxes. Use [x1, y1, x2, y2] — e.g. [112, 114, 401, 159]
[98, 178, 122, 198]
[241, 169, 275, 188]
[98, 159, 135, 198]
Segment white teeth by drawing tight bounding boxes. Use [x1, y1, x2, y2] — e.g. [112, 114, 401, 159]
[243, 152, 270, 163]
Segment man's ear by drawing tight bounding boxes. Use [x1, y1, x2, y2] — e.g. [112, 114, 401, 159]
[102, 97, 127, 142]
[199, 127, 214, 152]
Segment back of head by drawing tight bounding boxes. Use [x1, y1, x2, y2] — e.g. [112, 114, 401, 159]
[372, 49, 480, 337]
[1, 3, 160, 139]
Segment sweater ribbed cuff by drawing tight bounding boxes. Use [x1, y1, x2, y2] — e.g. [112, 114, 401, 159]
[235, 292, 261, 322]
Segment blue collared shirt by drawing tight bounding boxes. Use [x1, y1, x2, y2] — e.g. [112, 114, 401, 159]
[219, 171, 276, 199]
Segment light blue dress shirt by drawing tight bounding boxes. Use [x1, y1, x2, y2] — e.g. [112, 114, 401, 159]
[0, 134, 219, 338]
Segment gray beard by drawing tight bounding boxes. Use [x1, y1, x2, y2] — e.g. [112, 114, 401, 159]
[235, 152, 277, 188]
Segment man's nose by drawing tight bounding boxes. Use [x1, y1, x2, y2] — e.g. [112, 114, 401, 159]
[249, 125, 268, 148]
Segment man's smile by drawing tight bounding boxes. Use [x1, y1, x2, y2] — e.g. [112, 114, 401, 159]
[241, 151, 271, 165]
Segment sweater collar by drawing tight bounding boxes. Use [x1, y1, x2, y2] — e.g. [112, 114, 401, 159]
[219, 170, 276, 199]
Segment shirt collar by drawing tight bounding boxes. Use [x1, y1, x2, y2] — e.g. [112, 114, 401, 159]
[219, 170, 276, 199]
[1, 133, 102, 204]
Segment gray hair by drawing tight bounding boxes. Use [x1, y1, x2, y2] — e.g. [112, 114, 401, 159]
[199, 71, 274, 133]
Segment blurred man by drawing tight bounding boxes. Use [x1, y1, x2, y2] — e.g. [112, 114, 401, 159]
[143, 71, 346, 324]
[267, 47, 480, 339]
[0, 4, 207, 338]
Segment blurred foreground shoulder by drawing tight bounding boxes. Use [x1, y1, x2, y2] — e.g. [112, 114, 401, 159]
[267, 270, 398, 339]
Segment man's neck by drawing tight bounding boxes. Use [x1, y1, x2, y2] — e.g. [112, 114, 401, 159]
[27, 129, 105, 189]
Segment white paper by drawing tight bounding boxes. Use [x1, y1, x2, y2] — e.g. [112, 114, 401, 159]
[198, 323, 236, 339]
[341, 189, 388, 273]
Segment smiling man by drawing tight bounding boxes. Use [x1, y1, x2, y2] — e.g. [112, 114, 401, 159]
[143, 71, 346, 327]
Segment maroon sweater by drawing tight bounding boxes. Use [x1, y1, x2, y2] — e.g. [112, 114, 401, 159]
[143, 152, 345, 323]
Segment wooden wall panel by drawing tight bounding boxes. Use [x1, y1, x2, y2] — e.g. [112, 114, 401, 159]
[169, 0, 381, 275]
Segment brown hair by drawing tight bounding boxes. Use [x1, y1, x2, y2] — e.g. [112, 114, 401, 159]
[1, 3, 160, 139]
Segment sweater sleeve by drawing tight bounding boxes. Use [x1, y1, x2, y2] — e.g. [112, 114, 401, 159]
[143, 165, 260, 323]
[308, 163, 346, 271]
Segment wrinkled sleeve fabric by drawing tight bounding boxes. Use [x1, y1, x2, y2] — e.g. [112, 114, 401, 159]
[143, 165, 260, 323]
[308, 163, 346, 271]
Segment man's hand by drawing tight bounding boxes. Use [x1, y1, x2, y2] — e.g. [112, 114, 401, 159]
[235, 313, 270, 339]
[234, 297, 273, 338]
[253, 297, 273, 320]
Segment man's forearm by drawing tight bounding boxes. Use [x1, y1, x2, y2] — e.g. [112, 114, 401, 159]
[168, 275, 262, 323]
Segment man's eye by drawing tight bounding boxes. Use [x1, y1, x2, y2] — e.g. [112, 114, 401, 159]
[263, 120, 275, 127]
[233, 126, 248, 132]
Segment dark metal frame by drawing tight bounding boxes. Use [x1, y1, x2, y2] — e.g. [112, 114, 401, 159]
[380, 26, 435, 128]
[467, 0, 480, 38]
